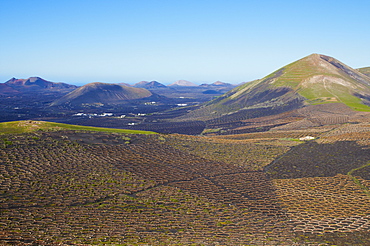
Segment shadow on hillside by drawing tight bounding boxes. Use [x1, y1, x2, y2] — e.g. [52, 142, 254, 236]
[265, 141, 370, 179]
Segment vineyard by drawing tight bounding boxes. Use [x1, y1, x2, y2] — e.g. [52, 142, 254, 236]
[181, 103, 370, 137]
[1, 120, 370, 245]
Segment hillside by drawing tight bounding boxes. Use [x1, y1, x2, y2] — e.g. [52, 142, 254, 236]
[178, 54, 370, 123]
[0, 83, 20, 95]
[50, 82, 154, 106]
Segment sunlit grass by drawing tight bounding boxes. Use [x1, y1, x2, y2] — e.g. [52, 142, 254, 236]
[0, 120, 157, 135]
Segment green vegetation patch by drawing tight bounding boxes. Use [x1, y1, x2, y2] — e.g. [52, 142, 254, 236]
[299, 81, 370, 111]
[270, 57, 318, 89]
[201, 128, 223, 135]
[0, 120, 157, 135]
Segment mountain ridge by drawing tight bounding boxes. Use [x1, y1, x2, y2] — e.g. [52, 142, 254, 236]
[4, 77, 78, 92]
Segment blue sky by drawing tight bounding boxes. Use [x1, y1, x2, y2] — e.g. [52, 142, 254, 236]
[1, 0, 370, 85]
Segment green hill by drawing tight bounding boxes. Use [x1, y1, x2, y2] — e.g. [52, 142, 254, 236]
[179, 54, 370, 122]
[268, 54, 370, 110]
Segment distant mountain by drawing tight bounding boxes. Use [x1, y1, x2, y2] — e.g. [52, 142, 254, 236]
[199, 81, 235, 88]
[50, 82, 153, 106]
[5, 77, 78, 92]
[212, 81, 234, 86]
[179, 53, 370, 121]
[357, 67, 370, 77]
[168, 80, 197, 87]
[0, 83, 20, 95]
[134, 81, 167, 89]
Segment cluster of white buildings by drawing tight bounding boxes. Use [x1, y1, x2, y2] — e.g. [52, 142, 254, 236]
[72, 112, 146, 119]
[73, 112, 114, 118]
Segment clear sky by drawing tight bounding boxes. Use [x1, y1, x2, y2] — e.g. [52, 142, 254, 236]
[1, 0, 370, 85]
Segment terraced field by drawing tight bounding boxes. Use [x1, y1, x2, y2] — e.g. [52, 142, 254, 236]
[1, 121, 370, 245]
[0, 131, 295, 245]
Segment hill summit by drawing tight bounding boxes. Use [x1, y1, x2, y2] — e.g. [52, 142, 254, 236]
[50, 82, 153, 106]
[179, 53, 370, 121]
